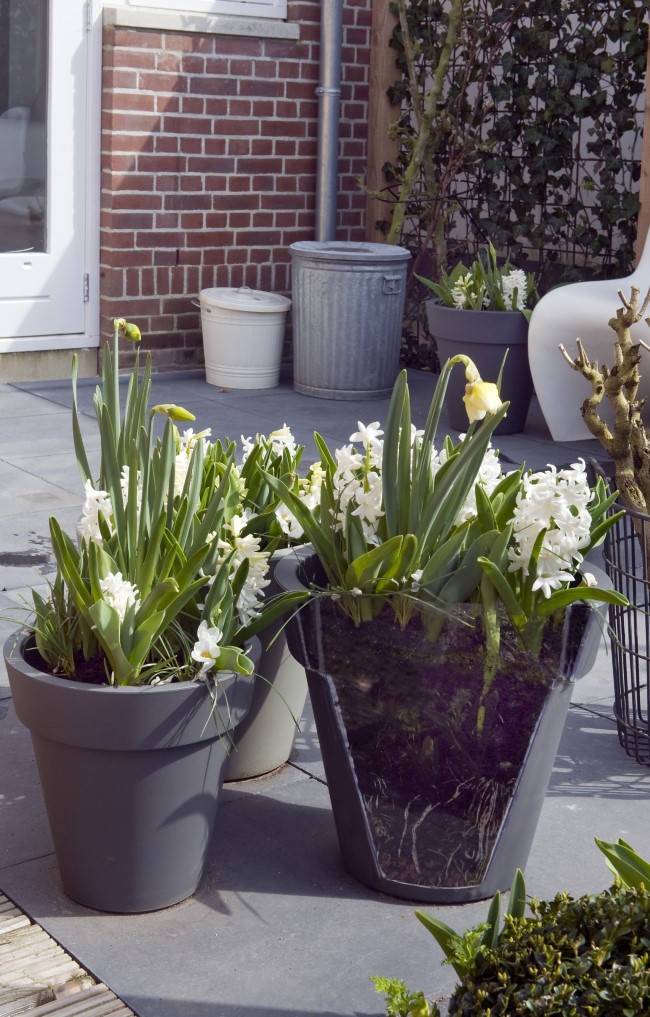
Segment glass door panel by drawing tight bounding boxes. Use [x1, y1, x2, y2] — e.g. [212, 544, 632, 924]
[0, 0, 48, 254]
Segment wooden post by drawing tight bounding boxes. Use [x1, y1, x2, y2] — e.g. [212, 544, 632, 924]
[365, 2, 400, 242]
[636, 19, 650, 261]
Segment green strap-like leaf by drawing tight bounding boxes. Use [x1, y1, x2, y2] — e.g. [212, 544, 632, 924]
[535, 586, 628, 617]
[507, 868, 527, 919]
[480, 891, 501, 949]
[86, 600, 132, 683]
[414, 911, 465, 979]
[477, 556, 527, 629]
[71, 354, 92, 484]
[595, 838, 650, 889]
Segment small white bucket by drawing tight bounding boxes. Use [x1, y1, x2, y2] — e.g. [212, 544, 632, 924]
[198, 287, 292, 389]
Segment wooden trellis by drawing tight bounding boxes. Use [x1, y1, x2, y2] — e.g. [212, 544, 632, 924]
[367, 5, 650, 265]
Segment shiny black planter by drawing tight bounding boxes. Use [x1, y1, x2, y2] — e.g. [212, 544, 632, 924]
[5, 631, 259, 913]
[275, 549, 603, 904]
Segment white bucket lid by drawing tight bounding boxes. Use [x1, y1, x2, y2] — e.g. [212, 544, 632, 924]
[199, 286, 291, 313]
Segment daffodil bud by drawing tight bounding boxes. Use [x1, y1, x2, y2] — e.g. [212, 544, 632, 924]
[463, 380, 503, 423]
[113, 318, 142, 342]
[449, 353, 480, 383]
[151, 403, 196, 422]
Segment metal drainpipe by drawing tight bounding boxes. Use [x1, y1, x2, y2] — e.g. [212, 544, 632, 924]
[315, 0, 343, 242]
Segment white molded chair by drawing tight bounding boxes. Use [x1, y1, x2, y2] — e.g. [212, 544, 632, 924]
[528, 236, 650, 441]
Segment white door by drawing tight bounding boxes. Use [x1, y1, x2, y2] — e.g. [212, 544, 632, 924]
[0, 0, 86, 340]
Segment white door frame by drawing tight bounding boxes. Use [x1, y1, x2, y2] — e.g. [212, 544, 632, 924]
[0, 0, 100, 353]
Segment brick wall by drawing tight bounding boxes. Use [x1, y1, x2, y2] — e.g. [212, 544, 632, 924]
[100, 0, 372, 370]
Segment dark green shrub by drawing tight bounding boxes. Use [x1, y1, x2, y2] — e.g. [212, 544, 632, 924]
[374, 840, 650, 1016]
[449, 885, 650, 1015]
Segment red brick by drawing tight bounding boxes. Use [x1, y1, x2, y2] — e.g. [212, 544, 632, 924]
[179, 137, 203, 154]
[165, 193, 211, 210]
[154, 135, 179, 153]
[114, 29, 164, 49]
[139, 70, 184, 93]
[230, 58, 254, 77]
[156, 212, 180, 229]
[204, 174, 231, 190]
[162, 115, 211, 135]
[156, 174, 181, 192]
[239, 79, 285, 99]
[138, 153, 184, 174]
[189, 76, 237, 96]
[228, 99, 253, 118]
[105, 110, 162, 134]
[216, 37, 263, 57]
[204, 98, 229, 118]
[136, 231, 185, 248]
[218, 119, 260, 137]
[180, 54, 206, 74]
[264, 120, 306, 138]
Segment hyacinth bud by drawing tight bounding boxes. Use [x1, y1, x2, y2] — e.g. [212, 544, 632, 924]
[113, 318, 142, 342]
[151, 403, 196, 422]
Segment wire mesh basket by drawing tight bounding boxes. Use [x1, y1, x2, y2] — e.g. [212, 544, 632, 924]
[603, 504, 650, 765]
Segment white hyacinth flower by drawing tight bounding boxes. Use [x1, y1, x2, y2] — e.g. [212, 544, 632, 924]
[276, 504, 304, 540]
[191, 620, 223, 675]
[268, 424, 297, 456]
[507, 459, 593, 596]
[99, 572, 141, 622]
[348, 421, 384, 452]
[78, 480, 114, 545]
[501, 269, 528, 311]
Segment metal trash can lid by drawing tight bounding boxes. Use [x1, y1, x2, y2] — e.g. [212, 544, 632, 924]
[199, 287, 291, 313]
[289, 241, 411, 263]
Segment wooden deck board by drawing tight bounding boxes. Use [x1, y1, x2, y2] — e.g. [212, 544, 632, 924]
[0, 896, 136, 1017]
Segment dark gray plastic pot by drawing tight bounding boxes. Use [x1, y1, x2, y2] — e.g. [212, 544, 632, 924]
[5, 631, 259, 913]
[275, 549, 606, 904]
[425, 300, 533, 435]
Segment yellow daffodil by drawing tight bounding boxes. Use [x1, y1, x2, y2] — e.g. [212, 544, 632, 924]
[463, 380, 503, 422]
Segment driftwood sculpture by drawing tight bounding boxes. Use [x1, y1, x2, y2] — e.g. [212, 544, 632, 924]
[559, 286, 650, 516]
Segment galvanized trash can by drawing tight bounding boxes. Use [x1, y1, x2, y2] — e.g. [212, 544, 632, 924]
[289, 241, 411, 400]
[198, 287, 291, 389]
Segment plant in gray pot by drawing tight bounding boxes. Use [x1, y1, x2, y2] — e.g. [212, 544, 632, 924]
[3, 319, 298, 914]
[417, 244, 538, 435]
[219, 425, 325, 780]
[267, 361, 626, 904]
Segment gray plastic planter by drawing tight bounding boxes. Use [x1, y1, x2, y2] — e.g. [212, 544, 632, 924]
[5, 631, 260, 913]
[290, 241, 411, 400]
[425, 300, 533, 435]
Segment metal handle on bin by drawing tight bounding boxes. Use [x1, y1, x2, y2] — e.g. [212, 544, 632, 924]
[192, 298, 211, 314]
[382, 275, 403, 295]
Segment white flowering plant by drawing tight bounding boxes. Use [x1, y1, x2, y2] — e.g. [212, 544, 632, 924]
[416, 243, 538, 319]
[263, 359, 626, 671]
[29, 319, 303, 686]
[236, 426, 323, 549]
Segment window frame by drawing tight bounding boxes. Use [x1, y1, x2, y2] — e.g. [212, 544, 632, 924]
[121, 0, 287, 19]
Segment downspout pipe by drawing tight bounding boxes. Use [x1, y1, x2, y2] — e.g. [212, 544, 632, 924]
[315, 0, 343, 242]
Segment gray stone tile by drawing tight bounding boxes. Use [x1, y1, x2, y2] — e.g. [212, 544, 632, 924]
[0, 459, 82, 510]
[0, 698, 54, 868]
[0, 776, 446, 1017]
[0, 505, 77, 592]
